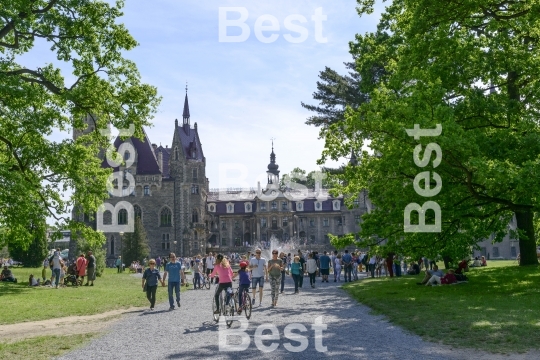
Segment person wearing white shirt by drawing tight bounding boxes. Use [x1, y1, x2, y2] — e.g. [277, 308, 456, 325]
[249, 249, 268, 307]
[205, 252, 215, 283]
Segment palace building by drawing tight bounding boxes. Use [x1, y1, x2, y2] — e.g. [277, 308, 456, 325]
[72, 92, 370, 262]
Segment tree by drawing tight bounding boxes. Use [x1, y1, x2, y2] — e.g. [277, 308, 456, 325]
[301, 62, 368, 130]
[322, 0, 540, 265]
[280, 167, 333, 189]
[7, 222, 48, 267]
[0, 1, 161, 251]
[122, 217, 149, 265]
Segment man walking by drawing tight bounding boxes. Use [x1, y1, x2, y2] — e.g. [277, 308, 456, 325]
[51, 250, 63, 288]
[205, 252, 215, 283]
[115, 256, 122, 273]
[331, 250, 338, 282]
[249, 249, 268, 307]
[163, 252, 183, 311]
[319, 251, 331, 283]
[342, 250, 353, 282]
[84, 251, 96, 286]
[297, 250, 306, 288]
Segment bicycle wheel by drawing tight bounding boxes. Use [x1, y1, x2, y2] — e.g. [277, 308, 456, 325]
[243, 293, 252, 320]
[225, 296, 235, 328]
[212, 291, 220, 323]
[204, 277, 211, 290]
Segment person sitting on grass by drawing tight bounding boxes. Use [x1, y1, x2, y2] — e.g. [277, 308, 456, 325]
[426, 269, 457, 286]
[0, 265, 17, 283]
[417, 265, 444, 285]
[480, 256, 487, 266]
[471, 257, 482, 267]
[407, 261, 420, 275]
[28, 274, 40, 286]
[455, 259, 469, 274]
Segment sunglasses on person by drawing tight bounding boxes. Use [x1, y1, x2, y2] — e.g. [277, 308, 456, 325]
[256, 252, 261, 255]
[272, 252, 278, 255]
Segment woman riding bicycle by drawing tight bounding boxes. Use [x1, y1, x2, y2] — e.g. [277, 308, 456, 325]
[210, 254, 233, 314]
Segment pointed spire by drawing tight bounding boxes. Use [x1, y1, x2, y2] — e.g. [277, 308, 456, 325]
[349, 148, 358, 166]
[182, 93, 190, 122]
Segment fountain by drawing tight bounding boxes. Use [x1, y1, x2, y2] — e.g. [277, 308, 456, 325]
[251, 235, 302, 260]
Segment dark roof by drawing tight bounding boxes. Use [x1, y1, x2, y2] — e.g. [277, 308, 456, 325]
[155, 146, 171, 178]
[182, 93, 190, 119]
[208, 198, 342, 214]
[176, 125, 204, 161]
[102, 129, 161, 175]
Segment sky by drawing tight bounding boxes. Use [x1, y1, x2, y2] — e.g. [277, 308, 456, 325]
[36, 0, 384, 191]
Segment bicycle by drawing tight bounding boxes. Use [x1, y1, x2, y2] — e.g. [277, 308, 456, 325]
[212, 285, 235, 328]
[234, 286, 252, 320]
[192, 273, 210, 290]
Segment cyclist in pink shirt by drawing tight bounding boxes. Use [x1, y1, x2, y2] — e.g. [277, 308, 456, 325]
[210, 254, 233, 314]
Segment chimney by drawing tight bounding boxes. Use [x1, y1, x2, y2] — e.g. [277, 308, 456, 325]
[158, 149, 163, 172]
[152, 143, 157, 151]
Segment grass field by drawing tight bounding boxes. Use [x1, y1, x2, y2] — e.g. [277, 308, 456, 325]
[0, 334, 96, 360]
[343, 260, 540, 353]
[0, 267, 189, 325]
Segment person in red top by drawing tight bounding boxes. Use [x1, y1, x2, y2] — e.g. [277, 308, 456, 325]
[210, 254, 234, 314]
[76, 253, 87, 283]
[455, 259, 469, 274]
[426, 269, 457, 286]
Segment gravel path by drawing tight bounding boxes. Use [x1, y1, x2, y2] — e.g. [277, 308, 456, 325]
[58, 272, 538, 360]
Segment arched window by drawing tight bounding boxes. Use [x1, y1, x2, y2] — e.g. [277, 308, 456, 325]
[134, 205, 142, 220]
[103, 210, 112, 225]
[160, 208, 172, 226]
[192, 209, 198, 223]
[175, 147, 179, 161]
[110, 236, 115, 255]
[118, 209, 128, 225]
[194, 232, 198, 240]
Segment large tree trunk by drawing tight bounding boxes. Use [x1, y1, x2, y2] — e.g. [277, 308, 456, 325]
[514, 210, 539, 266]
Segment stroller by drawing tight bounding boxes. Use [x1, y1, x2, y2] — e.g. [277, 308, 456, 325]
[64, 262, 82, 286]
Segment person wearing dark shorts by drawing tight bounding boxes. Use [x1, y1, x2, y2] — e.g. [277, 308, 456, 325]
[319, 251, 331, 282]
[249, 249, 268, 307]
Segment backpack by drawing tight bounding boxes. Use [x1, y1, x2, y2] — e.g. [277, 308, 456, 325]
[48, 255, 54, 269]
[455, 273, 468, 282]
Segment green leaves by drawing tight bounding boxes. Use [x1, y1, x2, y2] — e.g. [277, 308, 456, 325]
[0, 0, 160, 249]
[318, 0, 540, 263]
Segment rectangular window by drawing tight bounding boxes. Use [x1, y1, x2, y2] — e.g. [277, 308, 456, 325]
[310, 235, 316, 243]
[144, 186, 150, 196]
[281, 201, 288, 210]
[355, 215, 360, 223]
[282, 217, 288, 227]
[260, 202, 266, 210]
[336, 217, 342, 226]
[221, 237, 228, 246]
[271, 201, 277, 210]
[221, 221, 227, 230]
[309, 218, 315, 227]
[191, 185, 199, 194]
[493, 247, 500, 258]
[193, 168, 198, 180]
[323, 218, 329, 227]
[234, 221, 239, 229]
[353, 199, 360, 207]
[261, 218, 267, 228]
[511, 246, 517, 257]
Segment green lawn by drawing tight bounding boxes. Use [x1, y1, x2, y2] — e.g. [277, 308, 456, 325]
[0, 334, 96, 360]
[0, 267, 189, 325]
[344, 260, 540, 354]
